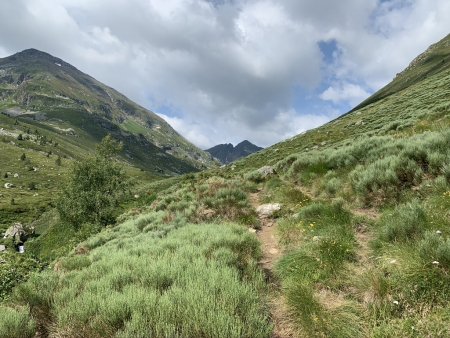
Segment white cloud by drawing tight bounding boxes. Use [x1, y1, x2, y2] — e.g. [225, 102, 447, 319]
[320, 83, 371, 106]
[0, 0, 449, 148]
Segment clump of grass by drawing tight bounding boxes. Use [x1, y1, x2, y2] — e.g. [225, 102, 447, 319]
[0, 305, 36, 338]
[350, 156, 422, 205]
[378, 201, 428, 243]
[324, 177, 342, 196]
[418, 231, 450, 269]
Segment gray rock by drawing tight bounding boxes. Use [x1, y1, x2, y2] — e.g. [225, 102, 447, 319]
[3, 223, 27, 243]
[256, 166, 276, 178]
[4, 183, 14, 189]
[256, 203, 281, 218]
[0, 245, 6, 252]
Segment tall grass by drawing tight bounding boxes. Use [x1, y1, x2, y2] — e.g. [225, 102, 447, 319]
[13, 215, 271, 337]
[0, 305, 35, 338]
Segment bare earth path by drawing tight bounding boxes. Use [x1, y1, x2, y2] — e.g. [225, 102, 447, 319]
[249, 193, 297, 338]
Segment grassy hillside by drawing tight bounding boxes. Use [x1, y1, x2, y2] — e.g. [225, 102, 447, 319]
[229, 33, 450, 337]
[0, 48, 215, 174]
[1, 35, 450, 338]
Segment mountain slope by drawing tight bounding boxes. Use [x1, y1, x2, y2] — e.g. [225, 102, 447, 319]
[0, 49, 215, 173]
[351, 33, 450, 112]
[206, 140, 263, 164]
[233, 33, 450, 172]
[228, 33, 450, 336]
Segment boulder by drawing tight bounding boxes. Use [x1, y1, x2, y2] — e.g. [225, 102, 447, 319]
[3, 223, 27, 243]
[256, 166, 276, 178]
[0, 244, 6, 252]
[256, 203, 281, 218]
[4, 183, 14, 189]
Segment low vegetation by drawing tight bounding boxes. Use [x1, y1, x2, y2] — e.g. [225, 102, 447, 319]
[2, 213, 271, 337]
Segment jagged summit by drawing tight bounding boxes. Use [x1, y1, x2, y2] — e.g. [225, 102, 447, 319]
[206, 140, 263, 164]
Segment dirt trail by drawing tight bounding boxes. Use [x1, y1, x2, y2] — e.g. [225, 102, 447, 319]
[250, 193, 282, 270]
[249, 192, 297, 338]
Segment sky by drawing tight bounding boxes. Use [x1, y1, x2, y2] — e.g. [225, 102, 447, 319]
[0, 0, 449, 149]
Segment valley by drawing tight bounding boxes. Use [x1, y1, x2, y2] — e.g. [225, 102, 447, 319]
[1, 32, 450, 338]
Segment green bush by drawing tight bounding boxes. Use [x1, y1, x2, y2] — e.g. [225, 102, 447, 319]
[350, 156, 422, 204]
[379, 201, 428, 243]
[0, 253, 44, 301]
[324, 177, 342, 196]
[57, 135, 130, 227]
[418, 231, 450, 269]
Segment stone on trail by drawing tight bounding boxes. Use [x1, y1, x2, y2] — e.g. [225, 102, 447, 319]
[256, 203, 281, 218]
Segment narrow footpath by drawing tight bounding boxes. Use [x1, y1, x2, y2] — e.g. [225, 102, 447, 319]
[249, 192, 298, 338]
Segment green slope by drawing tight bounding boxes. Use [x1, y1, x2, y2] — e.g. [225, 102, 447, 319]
[0, 48, 215, 173]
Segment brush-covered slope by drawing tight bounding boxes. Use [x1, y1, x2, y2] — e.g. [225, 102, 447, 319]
[0, 49, 214, 173]
[229, 33, 450, 336]
[206, 140, 263, 164]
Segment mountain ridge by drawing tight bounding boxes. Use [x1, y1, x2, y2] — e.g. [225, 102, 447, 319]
[0, 48, 215, 174]
[206, 140, 263, 164]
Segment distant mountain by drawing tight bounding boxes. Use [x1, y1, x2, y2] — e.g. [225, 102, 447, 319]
[0, 48, 215, 174]
[206, 140, 263, 164]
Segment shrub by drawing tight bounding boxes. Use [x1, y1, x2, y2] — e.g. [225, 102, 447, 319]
[324, 177, 341, 196]
[57, 135, 130, 227]
[13, 222, 271, 338]
[245, 169, 264, 183]
[350, 156, 422, 204]
[418, 231, 450, 269]
[443, 164, 450, 184]
[428, 152, 447, 175]
[379, 201, 428, 243]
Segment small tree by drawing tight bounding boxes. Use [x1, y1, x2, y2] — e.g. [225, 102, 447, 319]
[20, 153, 26, 161]
[57, 135, 129, 227]
[17, 134, 23, 141]
[55, 156, 62, 166]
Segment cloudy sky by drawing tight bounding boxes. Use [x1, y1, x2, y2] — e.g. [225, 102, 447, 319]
[1, 0, 449, 148]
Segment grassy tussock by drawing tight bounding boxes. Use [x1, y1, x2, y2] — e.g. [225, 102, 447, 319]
[0, 305, 35, 338]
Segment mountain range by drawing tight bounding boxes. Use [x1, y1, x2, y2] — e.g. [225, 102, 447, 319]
[206, 140, 263, 164]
